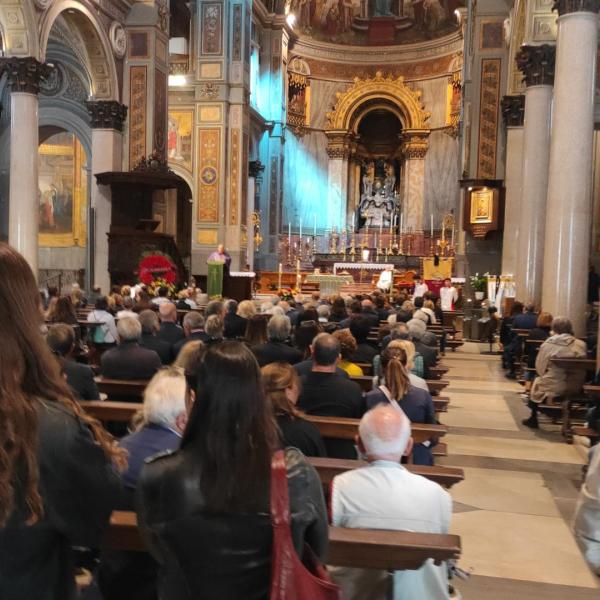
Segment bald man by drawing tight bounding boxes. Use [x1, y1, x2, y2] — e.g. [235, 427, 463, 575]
[330, 405, 452, 599]
[157, 302, 185, 346]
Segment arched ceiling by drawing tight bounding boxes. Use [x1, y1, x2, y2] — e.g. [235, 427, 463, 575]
[286, 0, 465, 47]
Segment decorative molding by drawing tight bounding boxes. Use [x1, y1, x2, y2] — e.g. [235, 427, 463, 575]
[552, 0, 600, 15]
[197, 129, 221, 222]
[201, 2, 223, 55]
[109, 22, 127, 59]
[401, 131, 430, 159]
[326, 71, 430, 131]
[477, 58, 502, 179]
[516, 44, 555, 87]
[501, 95, 525, 127]
[229, 129, 240, 225]
[129, 66, 147, 168]
[232, 3, 243, 61]
[325, 132, 354, 159]
[39, 63, 64, 96]
[197, 82, 220, 99]
[249, 160, 265, 178]
[33, 0, 54, 10]
[154, 69, 167, 160]
[0, 57, 51, 95]
[85, 100, 128, 131]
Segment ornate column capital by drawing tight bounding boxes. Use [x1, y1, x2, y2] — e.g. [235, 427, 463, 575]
[401, 130, 430, 160]
[85, 100, 128, 132]
[516, 45, 556, 87]
[553, 0, 600, 15]
[248, 160, 265, 178]
[501, 95, 525, 127]
[0, 57, 51, 95]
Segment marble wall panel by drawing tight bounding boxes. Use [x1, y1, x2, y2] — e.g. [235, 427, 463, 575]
[424, 130, 460, 227]
[407, 76, 448, 129]
[310, 79, 346, 130]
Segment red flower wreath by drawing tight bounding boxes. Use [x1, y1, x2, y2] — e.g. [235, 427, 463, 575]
[138, 254, 178, 285]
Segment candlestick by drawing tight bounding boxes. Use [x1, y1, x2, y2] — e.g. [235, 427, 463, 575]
[451, 226, 455, 248]
[278, 262, 282, 292]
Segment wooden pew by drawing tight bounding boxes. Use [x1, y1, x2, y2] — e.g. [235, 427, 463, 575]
[355, 363, 374, 376]
[95, 377, 148, 401]
[426, 380, 449, 395]
[104, 511, 461, 571]
[308, 457, 464, 489]
[428, 366, 449, 380]
[550, 357, 596, 371]
[350, 375, 374, 393]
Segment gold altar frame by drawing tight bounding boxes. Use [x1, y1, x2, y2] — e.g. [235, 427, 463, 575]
[38, 134, 87, 248]
[470, 188, 494, 224]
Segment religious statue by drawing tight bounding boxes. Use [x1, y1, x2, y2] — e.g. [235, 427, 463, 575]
[383, 162, 396, 197]
[372, 0, 393, 17]
[359, 182, 396, 228]
[362, 161, 375, 197]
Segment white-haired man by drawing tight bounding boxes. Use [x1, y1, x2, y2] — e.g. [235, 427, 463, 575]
[100, 317, 161, 380]
[330, 404, 452, 599]
[252, 314, 302, 366]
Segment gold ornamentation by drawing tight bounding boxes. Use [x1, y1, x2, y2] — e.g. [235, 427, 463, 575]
[197, 129, 220, 222]
[326, 71, 430, 132]
[229, 129, 240, 225]
[129, 66, 147, 168]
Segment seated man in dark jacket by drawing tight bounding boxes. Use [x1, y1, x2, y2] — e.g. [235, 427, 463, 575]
[173, 311, 208, 358]
[138, 309, 173, 364]
[252, 314, 303, 367]
[101, 317, 161, 381]
[349, 315, 378, 364]
[298, 333, 364, 458]
[223, 299, 248, 339]
[157, 302, 185, 346]
[46, 323, 100, 400]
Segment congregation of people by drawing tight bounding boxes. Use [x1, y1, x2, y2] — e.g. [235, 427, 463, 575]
[4, 239, 600, 599]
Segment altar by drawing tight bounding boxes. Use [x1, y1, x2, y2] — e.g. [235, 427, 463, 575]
[304, 274, 354, 296]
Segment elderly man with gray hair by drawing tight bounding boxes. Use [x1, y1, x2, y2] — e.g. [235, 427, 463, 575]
[252, 314, 303, 367]
[100, 316, 162, 380]
[173, 311, 208, 357]
[330, 404, 452, 599]
[138, 309, 173, 364]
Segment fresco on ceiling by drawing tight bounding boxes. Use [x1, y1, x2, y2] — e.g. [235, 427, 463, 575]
[286, 0, 465, 46]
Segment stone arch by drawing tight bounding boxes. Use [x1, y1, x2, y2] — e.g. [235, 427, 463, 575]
[38, 0, 119, 101]
[0, 0, 39, 58]
[326, 71, 430, 133]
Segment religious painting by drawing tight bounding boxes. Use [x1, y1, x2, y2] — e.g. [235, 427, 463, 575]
[480, 20, 504, 50]
[285, 0, 465, 46]
[167, 110, 193, 171]
[38, 132, 87, 248]
[470, 188, 493, 224]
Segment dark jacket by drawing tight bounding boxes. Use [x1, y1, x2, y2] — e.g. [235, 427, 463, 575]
[157, 322, 185, 346]
[526, 326, 551, 368]
[350, 342, 378, 364]
[413, 340, 437, 379]
[294, 359, 349, 379]
[172, 330, 209, 358]
[101, 341, 161, 380]
[140, 333, 173, 365]
[0, 400, 121, 600]
[224, 313, 248, 339]
[513, 311, 538, 330]
[252, 341, 303, 367]
[298, 371, 364, 459]
[365, 386, 436, 465]
[136, 447, 328, 600]
[63, 359, 100, 400]
[276, 414, 327, 458]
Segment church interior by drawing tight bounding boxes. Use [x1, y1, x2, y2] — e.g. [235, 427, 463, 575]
[2, 0, 600, 599]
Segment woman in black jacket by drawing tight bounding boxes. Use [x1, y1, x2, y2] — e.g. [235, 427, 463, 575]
[0, 243, 124, 600]
[137, 341, 328, 600]
[262, 362, 327, 457]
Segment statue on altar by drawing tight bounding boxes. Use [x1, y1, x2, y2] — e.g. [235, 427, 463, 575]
[372, 0, 394, 17]
[356, 159, 399, 230]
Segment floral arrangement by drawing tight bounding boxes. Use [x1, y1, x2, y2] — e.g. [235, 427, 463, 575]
[277, 288, 298, 301]
[137, 252, 178, 286]
[469, 273, 488, 293]
[147, 277, 177, 298]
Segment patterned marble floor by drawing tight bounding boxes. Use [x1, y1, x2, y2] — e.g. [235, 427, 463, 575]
[439, 344, 599, 599]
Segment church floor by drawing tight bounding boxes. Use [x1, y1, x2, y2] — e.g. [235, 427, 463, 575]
[440, 344, 600, 599]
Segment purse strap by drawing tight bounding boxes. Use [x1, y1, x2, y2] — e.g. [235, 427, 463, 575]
[378, 384, 403, 413]
[270, 450, 291, 528]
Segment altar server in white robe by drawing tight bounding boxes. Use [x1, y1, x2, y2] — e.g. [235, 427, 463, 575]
[376, 267, 393, 293]
[440, 278, 458, 312]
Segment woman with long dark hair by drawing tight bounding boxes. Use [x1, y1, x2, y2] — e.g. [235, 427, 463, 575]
[0, 243, 124, 600]
[137, 341, 328, 599]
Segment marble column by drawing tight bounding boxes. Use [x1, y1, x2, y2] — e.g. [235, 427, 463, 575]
[85, 101, 127, 294]
[514, 45, 555, 306]
[500, 95, 525, 277]
[0, 57, 50, 275]
[325, 132, 353, 230]
[541, 1, 600, 334]
[401, 131, 429, 253]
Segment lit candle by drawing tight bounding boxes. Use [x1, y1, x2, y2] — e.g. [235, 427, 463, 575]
[430, 214, 434, 238]
[278, 262, 282, 274]
[313, 213, 317, 236]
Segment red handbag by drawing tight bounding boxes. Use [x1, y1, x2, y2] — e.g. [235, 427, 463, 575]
[269, 450, 342, 600]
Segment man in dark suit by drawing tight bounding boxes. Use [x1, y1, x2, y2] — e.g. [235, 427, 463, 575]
[139, 309, 173, 364]
[46, 323, 100, 400]
[349, 315, 378, 363]
[512, 303, 538, 330]
[298, 333, 364, 458]
[101, 317, 161, 380]
[252, 315, 303, 367]
[360, 298, 381, 329]
[173, 311, 209, 358]
[157, 302, 185, 345]
[223, 299, 248, 339]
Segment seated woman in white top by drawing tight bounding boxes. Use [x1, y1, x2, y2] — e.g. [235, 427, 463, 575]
[87, 296, 118, 346]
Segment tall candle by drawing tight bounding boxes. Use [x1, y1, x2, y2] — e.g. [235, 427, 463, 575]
[451, 226, 455, 247]
[288, 222, 291, 244]
[299, 218, 302, 240]
[352, 213, 355, 229]
[430, 214, 434, 238]
[278, 262, 282, 274]
[400, 213, 403, 235]
[313, 213, 317, 236]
